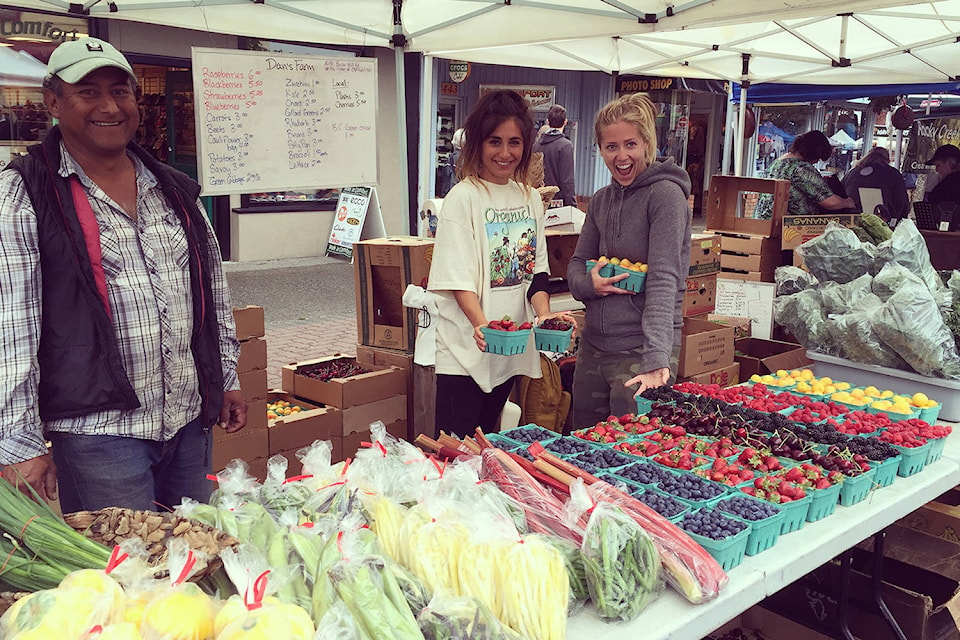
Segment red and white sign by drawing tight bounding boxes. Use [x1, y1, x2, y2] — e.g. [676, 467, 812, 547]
[449, 61, 471, 83]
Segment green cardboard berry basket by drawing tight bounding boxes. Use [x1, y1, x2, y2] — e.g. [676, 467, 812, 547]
[892, 441, 932, 477]
[869, 455, 901, 489]
[631, 485, 690, 522]
[716, 497, 786, 556]
[838, 467, 876, 506]
[635, 396, 655, 416]
[585, 260, 615, 277]
[611, 264, 647, 293]
[681, 517, 750, 571]
[919, 403, 942, 424]
[534, 324, 574, 353]
[806, 483, 842, 522]
[480, 326, 530, 355]
[926, 437, 947, 465]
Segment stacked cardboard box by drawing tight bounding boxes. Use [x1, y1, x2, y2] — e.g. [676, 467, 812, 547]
[213, 306, 269, 474]
[677, 318, 736, 385]
[705, 175, 791, 283]
[281, 355, 407, 464]
[684, 234, 721, 317]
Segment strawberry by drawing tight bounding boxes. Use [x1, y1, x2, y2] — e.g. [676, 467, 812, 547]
[517, 321, 532, 330]
[488, 320, 503, 330]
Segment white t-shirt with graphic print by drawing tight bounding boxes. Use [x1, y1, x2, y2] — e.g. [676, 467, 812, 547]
[428, 177, 548, 392]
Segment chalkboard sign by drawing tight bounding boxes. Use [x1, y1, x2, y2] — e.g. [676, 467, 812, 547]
[191, 47, 378, 196]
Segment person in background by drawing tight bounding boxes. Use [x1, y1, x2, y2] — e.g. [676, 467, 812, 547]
[428, 89, 571, 438]
[533, 104, 577, 207]
[753, 130, 854, 219]
[924, 144, 960, 205]
[0, 38, 247, 511]
[841, 146, 909, 220]
[566, 93, 691, 428]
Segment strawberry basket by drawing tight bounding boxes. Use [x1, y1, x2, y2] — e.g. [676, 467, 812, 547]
[869, 455, 901, 489]
[805, 483, 842, 522]
[480, 326, 531, 355]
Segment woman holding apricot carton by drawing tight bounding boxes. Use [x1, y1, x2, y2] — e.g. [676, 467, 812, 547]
[428, 89, 572, 438]
[567, 93, 692, 428]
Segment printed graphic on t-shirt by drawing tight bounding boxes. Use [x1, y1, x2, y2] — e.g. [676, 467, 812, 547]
[485, 203, 536, 288]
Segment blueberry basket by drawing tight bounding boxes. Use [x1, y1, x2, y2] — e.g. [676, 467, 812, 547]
[611, 265, 647, 293]
[838, 468, 876, 507]
[609, 461, 673, 487]
[746, 492, 811, 535]
[585, 260, 615, 277]
[805, 483, 842, 522]
[481, 326, 531, 355]
[892, 441, 932, 477]
[657, 472, 729, 509]
[679, 509, 750, 571]
[869, 455, 900, 489]
[534, 324, 574, 353]
[636, 487, 689, 521]
[717, 496, 785, 556]
[544, 437, 595, 457]
[926, 437, 947, 465]
[484, 432, 519, 449]
[499, 424, 558, 446]
[569, 448, 635, 472]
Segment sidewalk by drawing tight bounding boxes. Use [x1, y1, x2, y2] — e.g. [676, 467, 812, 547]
[263, 318, 358, 389]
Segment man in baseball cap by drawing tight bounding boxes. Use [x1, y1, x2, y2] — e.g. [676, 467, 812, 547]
[925, 144, 960, 205]
[0, 36, 247, 511]
[45, 37, 136, 84]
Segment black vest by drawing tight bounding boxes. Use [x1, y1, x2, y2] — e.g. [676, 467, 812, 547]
[6, 128, 225, 427]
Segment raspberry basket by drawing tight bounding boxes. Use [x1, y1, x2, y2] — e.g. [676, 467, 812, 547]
[480, 326, 531, 355]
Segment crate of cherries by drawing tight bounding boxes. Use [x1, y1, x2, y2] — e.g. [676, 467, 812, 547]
[296, 358, 371, 382]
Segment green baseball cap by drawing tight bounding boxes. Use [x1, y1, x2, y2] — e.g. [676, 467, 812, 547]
[46, 37, 135, 84]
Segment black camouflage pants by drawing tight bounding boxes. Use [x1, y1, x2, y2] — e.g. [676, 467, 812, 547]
[571, 338, 680, 431]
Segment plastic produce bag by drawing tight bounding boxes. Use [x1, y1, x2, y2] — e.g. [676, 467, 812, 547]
[773, 288, 836, 354]
[796, 222, 877, 284]
[140, 540, 219, 640]
[824, 294, 909, 369]
[314, 600, 363, 640]
[875, 218, 945, 296]
[820, 274, 874, 315]
[417, 592, 524, 640]
[872, 261, 927, 301]
[328, 557, 426, 640]
[875, 286, 960, 380]
[774, 265, 819, 295]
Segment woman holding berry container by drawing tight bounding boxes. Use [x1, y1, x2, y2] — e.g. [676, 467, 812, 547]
[428, 89, 571, 438]
[567, 93, 692, 429]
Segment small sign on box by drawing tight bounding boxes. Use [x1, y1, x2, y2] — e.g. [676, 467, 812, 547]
[781, 213, 862, 249]
[689, 234, 721, 276]
[683, 274, 717, 317]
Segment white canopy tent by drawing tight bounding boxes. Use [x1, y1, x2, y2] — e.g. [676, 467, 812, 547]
[0, 48, 47, 87]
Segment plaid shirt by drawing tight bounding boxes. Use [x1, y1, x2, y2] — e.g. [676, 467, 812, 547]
[0, 143, 240, 465]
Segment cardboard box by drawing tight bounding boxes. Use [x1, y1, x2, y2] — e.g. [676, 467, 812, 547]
[763, 540, 960, 640]
[718, 267, 773, 282]
[900, 488, 960, 547]
[281, 355, 406, 409]
[232, 305, 265, 340]
[244, 456, 270, 482]
[734, 337, 812, 379]
[543, 205, 585, 232]
[781, 213, 862, 249]
[267, 391, 342, 454]
[718, 233, 781, 255]
[238, 368, 268, 402]
[340, 420, 407, 462]
[355, 344, 419, 438]
[706, 175, 790, 238]
[212, 427, 269, 472]
[706, 314, 752, 338]
[683, 274, 718, 317]
[707, 606, 834, 640]
[354, 236, 434, 352]
[237, 338, 267, 374]
[678, 317, 735, 377]
[719, 249, 784, 275]
[545, 229, 580, 278]
[688, 233, 721, 276]
[342, 394, 407, 437]
[242, 399, 268, 433]
[679, 362, 740, 387]
[860, 522, 960, 589]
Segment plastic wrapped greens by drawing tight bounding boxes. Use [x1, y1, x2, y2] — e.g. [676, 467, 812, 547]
[875, 286, 960, 380]
[581, 502, 664, 621]
[796, 222, 877, 284]
[417, 592, 524, 640]
[875, 219, 945, 297]
[824, 293, 909, 369]
[872, 261, 927, 302]
[820, 274, 874, 315]
[775, 265, 819, 295]
[773, 288, 837, 355]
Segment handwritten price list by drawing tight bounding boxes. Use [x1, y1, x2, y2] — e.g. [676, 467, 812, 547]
[191, 48, 378, 196]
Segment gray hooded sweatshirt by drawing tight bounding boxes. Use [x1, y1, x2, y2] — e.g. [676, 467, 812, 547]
[567, 159, 692, 373]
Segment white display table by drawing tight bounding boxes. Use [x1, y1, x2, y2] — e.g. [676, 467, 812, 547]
[567, 428, 960, 639]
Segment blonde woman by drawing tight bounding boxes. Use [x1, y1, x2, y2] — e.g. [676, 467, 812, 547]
[567, 93, 692, 428]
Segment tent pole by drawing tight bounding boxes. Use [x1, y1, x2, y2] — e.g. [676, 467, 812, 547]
[393, 0, 410, 234]
[417, 55, 435, 221]
[735, 54, 750, 177]
[722, 82, 734, 175]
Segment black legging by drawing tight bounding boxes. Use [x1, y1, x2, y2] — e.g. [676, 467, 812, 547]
[434, 374, 516, 439]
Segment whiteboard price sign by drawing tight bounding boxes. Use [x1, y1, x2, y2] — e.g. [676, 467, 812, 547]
[191, 47, 378, 196]
[715, 278, 777, 340]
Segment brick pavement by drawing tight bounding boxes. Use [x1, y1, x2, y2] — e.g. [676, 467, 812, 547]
[263, 317, 358, 389]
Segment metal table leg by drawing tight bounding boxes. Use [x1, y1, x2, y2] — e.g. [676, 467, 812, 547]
[871, 530, 908, 640]
[836, 552, 856, 640]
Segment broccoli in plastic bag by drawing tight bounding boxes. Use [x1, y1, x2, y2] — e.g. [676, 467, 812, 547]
[775, 265, 819, 296]
[875, 218, 945, 297]
[820, 274, 874, 315]
[875, 286, 960, 380]
[796, 222, 877, 284]
[773, 288, 837, 355]
[824, 293, 909, 369]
